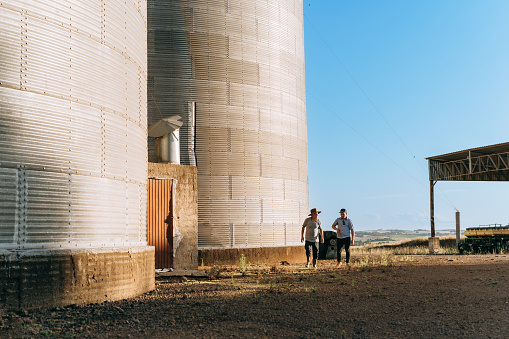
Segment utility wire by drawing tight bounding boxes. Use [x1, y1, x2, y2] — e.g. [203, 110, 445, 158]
[304, 14, 430, 173]
[308, 92, 457, 210]
[304, 13, 458, 211]
[308, 92, 422, 187]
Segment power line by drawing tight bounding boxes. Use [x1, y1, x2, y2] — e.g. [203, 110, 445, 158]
[304, 13, 458, 211]
[304, 14, 429, 174]
[307, 92, 457, 210]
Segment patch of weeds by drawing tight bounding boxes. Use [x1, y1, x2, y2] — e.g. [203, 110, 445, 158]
[358, 255, 370, 267]
[269, 280, 276, 292]
[341, 330, 346, 338]
[488, 281, 499, 285]
[351, 279, 356, 286]
[238, 254, 247, 275]
[311, 284, 317, 293]
[441, 247, 459, 255]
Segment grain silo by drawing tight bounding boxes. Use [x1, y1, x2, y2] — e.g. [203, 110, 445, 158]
[0, 0, 153, 311]
[148, 0, 308, 250]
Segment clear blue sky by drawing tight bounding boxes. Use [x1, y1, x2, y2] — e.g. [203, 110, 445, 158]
[304, 0, 509, 232]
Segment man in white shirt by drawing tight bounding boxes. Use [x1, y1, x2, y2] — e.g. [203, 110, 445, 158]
[331, 208, 354, 268]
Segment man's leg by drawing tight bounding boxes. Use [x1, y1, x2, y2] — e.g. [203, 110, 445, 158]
[344, 237, 351, 264]
[312, 242, 318, 268]
[336, 239, 345, 264]
[305, 241, 311, 267]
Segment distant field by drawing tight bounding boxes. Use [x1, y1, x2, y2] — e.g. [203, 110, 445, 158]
[354, 229, 457, 246]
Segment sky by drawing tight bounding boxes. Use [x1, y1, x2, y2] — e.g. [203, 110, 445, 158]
[303, 0, 509, 232]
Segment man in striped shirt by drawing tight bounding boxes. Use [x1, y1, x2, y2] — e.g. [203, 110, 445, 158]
[332, 208, 355, 268]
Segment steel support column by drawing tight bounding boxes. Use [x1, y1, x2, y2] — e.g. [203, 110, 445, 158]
[430, 179, 436, 238]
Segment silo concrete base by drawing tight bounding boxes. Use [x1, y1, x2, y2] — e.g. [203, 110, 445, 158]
[0, 247, 155, 314]
[198, 246, 307, 266]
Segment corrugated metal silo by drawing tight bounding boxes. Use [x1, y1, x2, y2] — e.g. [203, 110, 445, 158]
[148, 0, 308, 249]
[0, 0, 148, 249]
[0, 0, 153, 309]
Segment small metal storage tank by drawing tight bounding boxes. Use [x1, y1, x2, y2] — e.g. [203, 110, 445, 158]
[149, 116, 183, 164]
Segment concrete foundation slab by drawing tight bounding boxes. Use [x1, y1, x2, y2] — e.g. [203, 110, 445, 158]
[155, 269, 208, 278]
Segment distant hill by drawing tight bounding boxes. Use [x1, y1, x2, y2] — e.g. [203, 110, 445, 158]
[354, 229, 457, 246]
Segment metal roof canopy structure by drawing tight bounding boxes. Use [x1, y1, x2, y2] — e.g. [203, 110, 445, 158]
[426, 142, 509, 237]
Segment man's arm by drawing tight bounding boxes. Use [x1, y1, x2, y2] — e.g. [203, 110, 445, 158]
[351, 229, 355, 245]
[301, 226, 305, 243]
[331, 220, 340, 237]
[320, 228, 324, 243]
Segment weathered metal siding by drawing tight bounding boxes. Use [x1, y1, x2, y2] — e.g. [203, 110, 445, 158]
[147, 0, 308, 249]
[0, 0, 148, 250]
[147, 178, 173, 269]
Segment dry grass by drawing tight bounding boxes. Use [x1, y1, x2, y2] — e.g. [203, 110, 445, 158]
[215, 237, 462, 277]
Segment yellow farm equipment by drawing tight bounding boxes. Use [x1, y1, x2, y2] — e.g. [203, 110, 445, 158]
[459, 224, 509, 254]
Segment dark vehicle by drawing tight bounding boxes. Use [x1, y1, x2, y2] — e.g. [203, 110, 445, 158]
[319, 231, 337, 260]
[458, 224, 509, 254]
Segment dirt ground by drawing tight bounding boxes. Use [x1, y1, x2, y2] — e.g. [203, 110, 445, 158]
[2, 253, 509, 338]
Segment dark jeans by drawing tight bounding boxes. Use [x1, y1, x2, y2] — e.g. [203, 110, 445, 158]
[337, 237, 351, 263]
[304, 241, 319, 262]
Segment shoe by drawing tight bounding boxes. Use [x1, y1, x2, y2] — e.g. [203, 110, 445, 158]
[346, 263, 351, 270]
[306, 261, 310, 268]
[313, 264, 317, 269]
[335, 262, 342, 268]
[313, 260, 317, 269]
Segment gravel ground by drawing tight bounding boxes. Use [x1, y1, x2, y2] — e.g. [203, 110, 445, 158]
[2, 254, 509, 338]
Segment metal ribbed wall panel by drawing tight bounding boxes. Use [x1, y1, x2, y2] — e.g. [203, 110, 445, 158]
[147, 178, 173, 269]
[148, 0, 308, 249]
[0, 1, 147, 250]
[0, 169, 17, 246]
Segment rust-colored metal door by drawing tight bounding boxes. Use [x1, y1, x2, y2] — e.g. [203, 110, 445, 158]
[148, 178, 174, 269]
